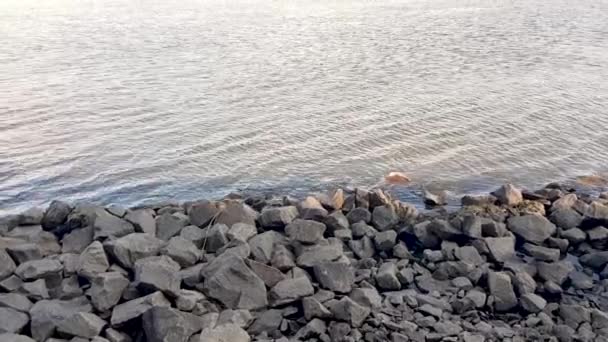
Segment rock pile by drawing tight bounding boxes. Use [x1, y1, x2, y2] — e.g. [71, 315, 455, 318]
[1, 184, 608, 342]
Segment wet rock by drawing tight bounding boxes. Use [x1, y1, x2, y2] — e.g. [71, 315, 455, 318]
[93, 210, 135, 240]
[0, 307, 29, 334]
[0, 249, 17, 280]
[188, 200, 220, 227]
[156, 212, 189, 241]
[110, 291, 170, 326]
[41, 200, 72, 231]
[134, 255, 181, 294]
[104, 233, 165, 269]
[488, 271, 517, 312]
[259, 206, 299, 229]
[57, 312, 106, 338]
[349, 287, 382, 310]
[199, 324, 250, 342]
[372, 205, 399, 231]
[376, 262, 401, 290]
[330, 296, 371, 327]
[507, 215, 556, 244]
[77, 241, 110, 279]
[520, 293, 546, 313]
[492, 184, 523, 206]
[286, 219, 326, 244]
[298, 197, 329, 221]
[484, 236, 515, 263]
[143, 306, 204, 342]
[15, 258, 62, 280]
[313, 261, 354, 293]
[124, 209, 156, 235]
[537, 260, 574, 285]
[269, 277, 314, 306]
[347, 207, 372, 224]
[88, 272, 130, 312]
[522, 243, 560, 262]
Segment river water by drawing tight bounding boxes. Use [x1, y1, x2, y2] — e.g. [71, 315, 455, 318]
[1, 0, 607, 214]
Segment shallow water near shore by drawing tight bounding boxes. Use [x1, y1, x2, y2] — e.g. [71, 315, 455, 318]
[1, 0, 608, 214]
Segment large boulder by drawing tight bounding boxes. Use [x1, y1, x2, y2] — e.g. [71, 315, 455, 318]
[104, 233, 165, 269]
[143, 307, 205, 342]
[285, 219, 326, 244]
[269, 277, 314, 306]
[202, 253, 267, 310]
[41, 200, 72, 231]
[507, 215, 556, 244]
[88, 272, 130, 312]
[313, 262, 354, 293]
[93, 210, 135, 240]
[259, 206, 299, 229]
[134, 255, 181, 294]
[111, 291, 171, 326]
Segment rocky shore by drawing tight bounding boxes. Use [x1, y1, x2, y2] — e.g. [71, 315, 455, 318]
[1, 183, 608, 342]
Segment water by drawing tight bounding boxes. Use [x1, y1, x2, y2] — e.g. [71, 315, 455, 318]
[1, 0, 608, 214]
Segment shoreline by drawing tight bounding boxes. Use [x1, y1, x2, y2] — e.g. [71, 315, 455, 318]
[1, 182, 608, 341]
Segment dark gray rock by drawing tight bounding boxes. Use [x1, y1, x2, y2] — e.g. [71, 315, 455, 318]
[372, 205, 399, 231]
[104, 233, 165, 269]
[88, 272, 130, 312]
[560, 304, 590, 328]
[374, 230, 397, 251]
[488, 271, 517, 312]
[481, 220, 508, 237]
[41, 200, 72, 231]
[124, 209, 156, 235]
[248, 309, 282, 335]
[56, 312, 106, 338]
[143, 307, 204, 342]
[14, 258, 62, 280]
[110, 291, 170, 326]
[271, 244, 295, 271]
[269, 277, 314, 306]
[0, 275, 22, 292]
[492, 184, 523, 206]
[21, 279, 49, 300]
[7, 243, 42, 264]
[462, 215, 482, 238]
[520, 293, 546, 313]
[199, 324, 250, 342]
[215, 202, 257, 227]
[347, 207, 372, 224]
[428, 219, 461, 241]
[161, 236, 201, 267]
[537, 260, 574, 285]
[454, 246, 484, 265]
[588, 226, 608, 247]
[156, 212, 189, 241]
[376, 262, 401, 290]
[507, 215, 556, 244]
[303, 296, 332, 320]
[330, 296, 371, 327]
[296, 241, 343, 267]
[247, 260, 285, 288]
[561, 228, 586, 245]
[570, 271, 594, 290]
[580, 250, 608, 269]
[201, 223, 229, 253]
[30, 297, 92, 341]
[61, 226, 94, 254]
[550, 208, 583, 229]
[350, 287, 382, 310]
[188, 200, 220, 227]
[522, 243, 560, 262]
[0, 249, 17, 280]
[19, 207, 44, 226]
[134, 255, 181, 294]
[105, 328, 131, 342]
[0, 307, 29, 334]
[413, 221, 440, 248]
[313, 262, 354, 293]
[179, 225, 206, 248]
[285, 219, 326, 244]
[324, 211, 349, 233]
[77, 241, 110, 279]
[248, 231, 287, 263]
[512, 271, 536, 295]
[259, 206, 298, 229]
[202, 253, 267, 310]
[93, 210, 135, 240]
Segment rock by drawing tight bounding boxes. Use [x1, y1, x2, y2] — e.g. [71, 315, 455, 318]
[0, 293, 33, 313]
[30, 297, 92, 341]
[6, 243, 42, 266]
[537, 260, 574, 285]
[487, 271, 517, 312]
[492, 184, 523, 206]
[134, 255, 181, 294]
[0, 275, 22, 292]
[313, 262, 354, 293]
[393, 242, 411, 259]
[110, 291, 170, 326]
[88, 272, 130, 312]
[507, 215, 556, 244]
[14, 258, 62, 280]
[0, 307, 29, 333]
[522, 243, 560, 262]
[248, 231, 287, 263]
[156, 212, 189, 241]
[105, 328, 131, 342]
[512, 271, 536, 295]
[259, 206, 299, 229]
[201, 223, 229, 253]
[350, 287, 382, 310]
[180, 225, 206, 248]
[248, 309, 282, 335]
[188, 200, 220, 227]
[374, 230, 397, 251]
[330, 296, 371, 327]
[296, 242, 343, 267]
[347, 207, 372, 224]
[57, 312, 106, 338]
[592, 309, 608, 329]
[584, 202, 608, 226]
[104, 233, 165, 269]
[371, 205, 399, 231]
[484, 236, 515, 263]
[227, 223, 257, 242]
[376, 262, 401, 290]
[581, 251, 608, 269]
[560, 304, 590, 328]
[562, 228, 586, 245]
[461, 215, 483, 238]
[41, 200, 72, 231]
[570, 271, 594, 290]
[303, 296, 332, 320]
[216, 309, 252, 328]
[124, 209, 156, 235]
[434, 321, 462, 336]
[465, 288, 487, 308]
[269, 277, 314, 306]
[271, 244, 295, 271]
[21, 279, 49, 300]
[0, 333, 36, 342]
[351, 221, 376, 238]
[550, 209, 583, 229]
[413, 221, 440, 248]
[175, 289, 205, 312]
[161, 236, 201, 267]
[349, 237, 376, 260]
[247, 260, 285, 288]
[199, 324, 250, 342]
[61, 226, 94, 254]
[588, 226, 608, 245]
[553, 324, 575, 342]
[423, 189, 448, 206]
[428, 219, 462, 241]
[202, 253, 267, 310]
[143, 307, 204, 342]
[0, 249, 17, 280]
[481, 220, 507, 237]
[93, 210, 135, 240]
[77, 241, 110, 279]
[520, 293, 546, 313]
[285, 219, 326, 244]
[324, 211, 350, 233]
[215, 202, 257, 227]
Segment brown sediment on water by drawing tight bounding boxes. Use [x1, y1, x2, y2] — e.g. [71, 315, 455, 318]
[1, 182, 608, 341]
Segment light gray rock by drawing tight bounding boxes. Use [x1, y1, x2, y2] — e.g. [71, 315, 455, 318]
[313, 261, 354, 293]
[0, 275, 22, 292]
[374, 230, 397, 251]
[302, 296, 332, 320]
[156, 212, 189, 241]
[507, 215, 556, 244]
[271, 244, 295, 272]
[104, 233, 165, 269]
[57, 312, 106, 338]
[461, 215, 483, 238]
[520, 293, 546, 313]
[21, 279, 49, 300]
[248, 309, 282, 335]
[30, 297, 92, 341]
[77, 241, 110, 279]
[522, 243, 560, 262]
[61, 226, 94, 254]
[537, 260, 574, 285]
[259, 206, 299, 229]
[484, 236, 515, 263]
[7, 243, 42, 264]
[188, 200, 220, 227]
[511, 271, 536, 295]
[227, 223, 257, 242]
[376, 262, 401, 290]
[198, 324, 250, 342]
[41, 200, 72, 231]
[269, 277, 314, 306]
[349, 287, 382, 310]
[372, 205, 399, 231]
[330, 296, 370, 327]
[423, 189, 448, 206]
[176, 289, 205, 312]
[0, 249, 16, 280]
[202, 253, 267, 310]
[180, 225, 206, 248]
[454, 246, 484, 265]
[285, 219, 326, 244]
[124, 209, 156, 235]
[488, 271, 517, 312]
[105, 328, 131, 342]
[216, 309, 252, 328]
[560, 304, 590, 328]
[14, 258, 62, 280]
[88, 272, 130, 312]
[465, 288, 487, 308]
[247, 260, 285, 288]
[296, 241, 343, 267]
[215, 202, 257, 227]
[0, 307, 29, 334]
[110, 291, 171, 326]
[18, 207, 44, 226]
[134, 255, 181, 294]
[492, 184, 523, 206]
[0, 293, 33, 313]
[0, 333, 36, 342]
[143, 306, 204, 342]
[248, 231, 287, 263]
[349, 236, 376, 260]
[93, 210, 135, 240]
[161, 236, 201, 267]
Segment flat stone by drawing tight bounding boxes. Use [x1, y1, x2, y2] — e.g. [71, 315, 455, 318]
[124, 209, 156, 235]
[14, 258, 62, 280]
[88, 272, 130, 312]
[492, 184, 523, 206]
[134, 255, 181, 294]
[507, 215, 556, 244]
[198, 324, 250, 342]
[161, 236, 201, 267]
[537, 260, 574, 284]
[156, 212, 189, 241]
[41, 200, 72, 231]
[215, 202, 257, 227]
[0, 307, 29, 334]
[77, 241, 110, 279]
[522, 243, 560, 262]
[0, 249, 17, 280]
[93, 209, 135, 240]
[259, 206, 299, 229]
[520, 293, 546, 313]
[111, 291, 171, 326]
[269, 277, 314, 306]
[285, 219, 326, 244]
[488, 271, 517, 312]
[313, 261, 354, 293]
[57, 312, 106, 338]
[104, 233, 165, 269]
[143, 306, 205, 342]
[484, 236, 515, 263]
[227, 223, 257, 242]
[188, 200, 220, 227]
[330, 296, 371, 327]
